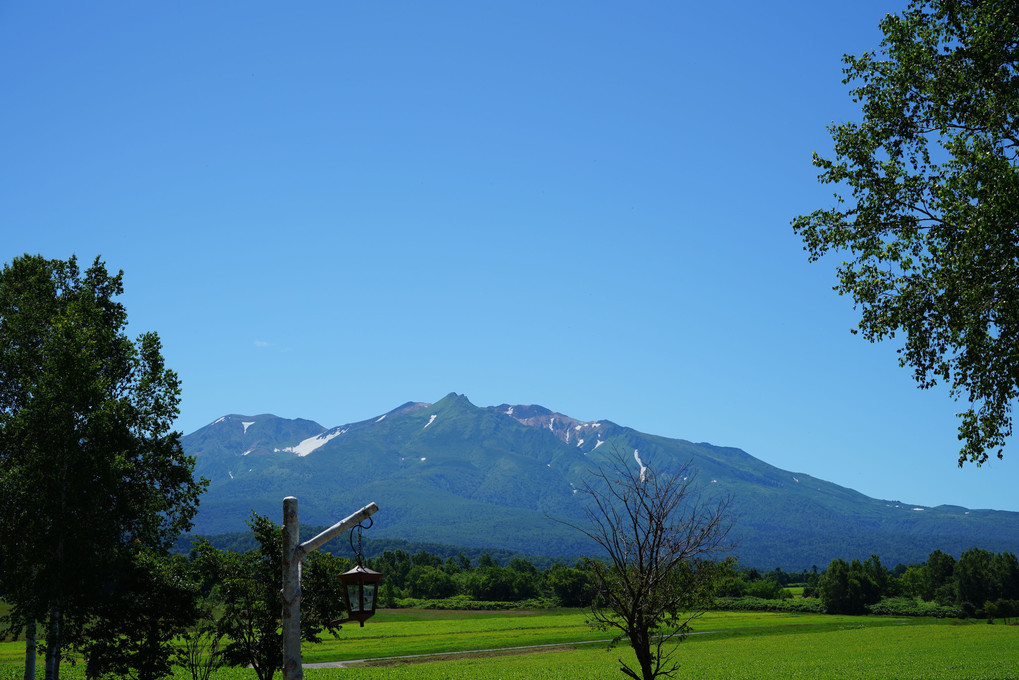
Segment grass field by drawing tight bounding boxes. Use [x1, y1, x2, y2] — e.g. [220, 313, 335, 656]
[2, 608, 1018, 679]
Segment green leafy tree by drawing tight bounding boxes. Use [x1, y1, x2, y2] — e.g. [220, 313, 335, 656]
[990, 551, 1019, 600]
[792, 0, 1019, 465]
[369, 550, 411, 593]
[924, 549, 958, 604]
[560, 454, 734, 680]
[817, 558, 882, 614]
[406, 565, 456, 599]
[196, 514, 347, 680]
[956, 547, 995, 609]
[78, 551, 199, 680]
[0, 255, 206, 680]
[900, 565, 928, 599]
[545, 563, 594, 607]
[745, 578, 787, 600]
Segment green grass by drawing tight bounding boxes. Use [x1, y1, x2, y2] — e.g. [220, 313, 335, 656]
[3, 609, 1019, 679]
[302, 623, 1019, 680]
[300, 608, 608, 662]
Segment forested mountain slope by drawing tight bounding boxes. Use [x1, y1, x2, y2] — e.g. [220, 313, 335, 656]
[184, 393, 1019, 569]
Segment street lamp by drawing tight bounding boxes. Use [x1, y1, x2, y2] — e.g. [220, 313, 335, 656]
[338, 564, 383, 626]
[334, 516, 383, 627]
[282, 497, 380, 680]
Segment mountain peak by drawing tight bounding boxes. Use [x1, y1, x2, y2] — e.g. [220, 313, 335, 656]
[491, 403, 615, 450]
[182, 394, 1019, 569]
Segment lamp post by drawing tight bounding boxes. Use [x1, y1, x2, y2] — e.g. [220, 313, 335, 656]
[282, 496, 379, 680]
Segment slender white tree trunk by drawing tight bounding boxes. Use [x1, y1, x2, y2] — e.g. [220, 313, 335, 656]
[44, 606, 60, 680]
[23, 617, 36, 680]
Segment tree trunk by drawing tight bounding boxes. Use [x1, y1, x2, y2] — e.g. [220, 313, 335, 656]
[44, 606, 60, 680]
[631, 630, 655, 680]
[24, 617, 36, 680]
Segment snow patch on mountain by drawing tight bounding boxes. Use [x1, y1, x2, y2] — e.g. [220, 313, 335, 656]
[242, 421, 255, 433]
[424, 414, 437, 429]
[277, 428, 344, 457]
[633, 449, 648, 482]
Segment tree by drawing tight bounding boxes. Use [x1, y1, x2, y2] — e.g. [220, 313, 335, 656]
[196, 514, 348, 680]
[77, 551, 200, 680]
[560, 453, 734, 680]
[791, 0, 1019, 465]
[955, 547, 995, 609]
[0, 255, 206, 680]
[544, 562, 594, 607]
[817, 558, 882, 614]
[406, 565, 456, 599]
[924, 549, 958, 603]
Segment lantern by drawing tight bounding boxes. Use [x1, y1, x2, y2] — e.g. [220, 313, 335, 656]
[333, 517, 383, 627]
[338, 564, 383, 626]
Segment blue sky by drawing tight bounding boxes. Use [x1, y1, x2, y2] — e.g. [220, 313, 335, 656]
[4, 1, 1017, 512]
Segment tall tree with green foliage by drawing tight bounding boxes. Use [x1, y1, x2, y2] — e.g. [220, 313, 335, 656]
[792, 0, 1019, 465]
[194, 514, 348, 680]
[0, 255, 207, 680]
[817, 557, 883, 614]
[561, 454, 734, 680]
[78, 551, 200, 680]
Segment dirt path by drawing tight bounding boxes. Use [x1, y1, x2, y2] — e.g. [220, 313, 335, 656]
[304, 631, 717, 668]
[303, 638, 616, 668]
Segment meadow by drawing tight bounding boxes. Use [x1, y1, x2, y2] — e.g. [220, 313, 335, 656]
[2, 609, 1019, 680]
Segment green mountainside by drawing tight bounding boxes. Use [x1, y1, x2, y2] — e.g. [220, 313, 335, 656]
[182, 393, 1019, 570]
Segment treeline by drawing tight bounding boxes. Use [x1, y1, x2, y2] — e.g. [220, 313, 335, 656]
[276, 542, 1019, 621]
[811, 548, 1019, 619]
[707, 548, 1019, 621]
[365, 548, 591, 607]
[179, 531, 567, 572]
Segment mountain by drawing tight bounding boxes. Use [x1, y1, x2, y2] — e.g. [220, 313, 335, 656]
[182, 393, 1019, 570]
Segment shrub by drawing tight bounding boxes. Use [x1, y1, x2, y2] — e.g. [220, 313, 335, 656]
[865, 597, 961, 618]
[712, 597, 824, 614]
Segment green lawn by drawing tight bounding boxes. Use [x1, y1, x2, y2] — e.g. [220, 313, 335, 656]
[2, 609, 1018, 679]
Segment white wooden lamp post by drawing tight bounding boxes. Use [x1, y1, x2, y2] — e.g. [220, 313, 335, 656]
[282, 496, 379, 680]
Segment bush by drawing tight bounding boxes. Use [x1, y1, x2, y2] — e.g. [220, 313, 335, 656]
[745, 579, 790, 600]
[712, 597, 824, 614]
[866, 596, 961, 618]
[393, 595, 559, 610]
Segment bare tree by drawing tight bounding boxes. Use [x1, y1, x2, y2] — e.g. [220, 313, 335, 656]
[563, 451, 735, 680]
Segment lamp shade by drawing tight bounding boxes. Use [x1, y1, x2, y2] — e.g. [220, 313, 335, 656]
[338, 565, 383, 626]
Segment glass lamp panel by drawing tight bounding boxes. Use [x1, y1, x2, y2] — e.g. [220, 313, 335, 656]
[347, 584, 362, 611]
[363, 583, 376, 612]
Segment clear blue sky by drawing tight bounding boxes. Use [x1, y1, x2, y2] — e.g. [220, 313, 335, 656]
[4, 1, 1016, 512]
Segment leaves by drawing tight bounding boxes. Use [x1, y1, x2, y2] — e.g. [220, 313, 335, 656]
[793, 0, 1019, 465]
[0, 254, 208, 677]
